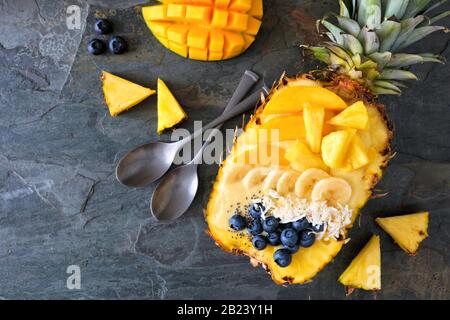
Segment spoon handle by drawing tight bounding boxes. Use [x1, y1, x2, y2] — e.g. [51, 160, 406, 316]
[224, 70, 259, 112]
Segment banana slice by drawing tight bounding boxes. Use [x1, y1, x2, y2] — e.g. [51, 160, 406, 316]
[222, 164, 253, 184]
[242, 167, 271, 189]
[263, 169, 284, 191]
[311, 177, 352, 205]
[276, 171, 299, 195]
[295, 168, 330, 198]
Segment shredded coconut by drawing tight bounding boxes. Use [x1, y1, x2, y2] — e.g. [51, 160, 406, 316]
[254, 190, 353, 240]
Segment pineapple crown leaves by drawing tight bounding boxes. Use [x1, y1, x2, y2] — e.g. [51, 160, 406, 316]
[307, 0, 450, 95]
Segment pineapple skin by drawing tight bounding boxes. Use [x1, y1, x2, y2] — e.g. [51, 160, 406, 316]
[205, 71, 393, 285]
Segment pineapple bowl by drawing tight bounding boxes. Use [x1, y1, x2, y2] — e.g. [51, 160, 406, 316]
[205, 0, 448, 285]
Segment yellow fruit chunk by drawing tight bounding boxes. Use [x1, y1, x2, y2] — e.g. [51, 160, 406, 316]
[243, 34, 255, 50]
[146, 21, 171, 38]
[339, 235, 381, 291]
[227, 12, 249, 31]
[209, 29, 224, 52]
[166, 3, 186, 19]
[143, 0, 262, 60]
[211, 9, 228, 28]
[187, 26, 210, 49]
[258, 114, 306, 142]
[285, 141, 328, 172]
[328, 101, 369, 130]
[157, 78, 187, 134]
[342, 135, 370, 171]
[189, 47, 208, 60]
[303, 104, 325, 153]
[142, 5, 167, 21]
[215, 0, 230, 9]
[248, 0, 263, 19]
[376, 212, 429, 255]
[185, 5, 212, 22]
[169, 41, 188, 57]
[229, 0, 252, 12]
[101, 71, 155, 117]
[208, 50, 223, 60]
[167, 24, 189, 44]
[262, 86, 348, 116]
[247, 16, 262, 35]
[321, 129, 356, 169]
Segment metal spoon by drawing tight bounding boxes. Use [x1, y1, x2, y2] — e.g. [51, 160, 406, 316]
[116, 70, 260, 188]
[150, 85, 269, 221]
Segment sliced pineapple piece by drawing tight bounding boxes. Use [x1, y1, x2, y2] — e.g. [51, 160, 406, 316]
[342, 135, 370, 171]
[321, 129, 356, 169]
[285, 141, 328, 172]
[157, 78, 187, 134]
[304, 104, 325, 153]
[376, 212, 429, 255]
[339, 235, 381, 291]
[328, 101, 369, 130]
[101, 71, 155, 117]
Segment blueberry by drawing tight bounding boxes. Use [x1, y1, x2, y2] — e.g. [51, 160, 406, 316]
[252, 235, 268, 250]
[299, 230, 316, 248]
[278, 222, 292, 230]
[248, 219, 263, 235]
[311, 223, 324, 233]
[284, 243, 300, 254]
[87, 39, 106, 55]
[280, 228, 298, 247]
[292, 218, 310, 231]
[274, 249, 292, 267]
[94, 19, 113, 34]
[267, 232, 281, 246]
[248, 203, 264, 219]
[263, 216, 279, 233]
[109, 36, 127, 54]
[229, 214, 246, 231]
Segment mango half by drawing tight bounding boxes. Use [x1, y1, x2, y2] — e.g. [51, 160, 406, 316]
[142, 0, 263, 61]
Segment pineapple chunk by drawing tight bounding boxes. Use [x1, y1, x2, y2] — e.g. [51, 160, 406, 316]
[339, 235, 381, 291]
[303, 104, 325, 153]
[376, 212, 429, 255]
[321, 129, 356, 169]
[285, 141, 328, 172]
[157, 78, 187, 134]
[342, 135, 370, 171]
[101, 71, 155, 117]
[328, 101, 369, 130]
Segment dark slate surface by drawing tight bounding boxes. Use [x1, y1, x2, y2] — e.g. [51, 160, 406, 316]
[0, 0, 449, 300]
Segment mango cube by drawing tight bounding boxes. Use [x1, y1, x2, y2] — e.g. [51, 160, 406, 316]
[187, 27, 210, 49]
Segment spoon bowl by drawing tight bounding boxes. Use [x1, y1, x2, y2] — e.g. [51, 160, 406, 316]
[116, 140, 180, 188]
[151, 163, 199, 221]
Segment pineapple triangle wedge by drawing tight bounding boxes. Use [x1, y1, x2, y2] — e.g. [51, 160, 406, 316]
[328, 101, 369, 130]
[376, 212, 429, 255]
[101, 71, 155, 117]
[339, 235, 381, 291]
[157, 78, 187, 134]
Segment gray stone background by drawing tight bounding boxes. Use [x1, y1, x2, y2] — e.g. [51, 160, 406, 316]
[0, 0, 449, 299]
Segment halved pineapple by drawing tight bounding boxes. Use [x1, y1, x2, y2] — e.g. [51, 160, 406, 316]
[157, 78, 187, 134]
[205, 74, 391, 284]
[376, 212, 429, 255]
[339, 235, 381, 291]
[101, 71, 155, 116]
